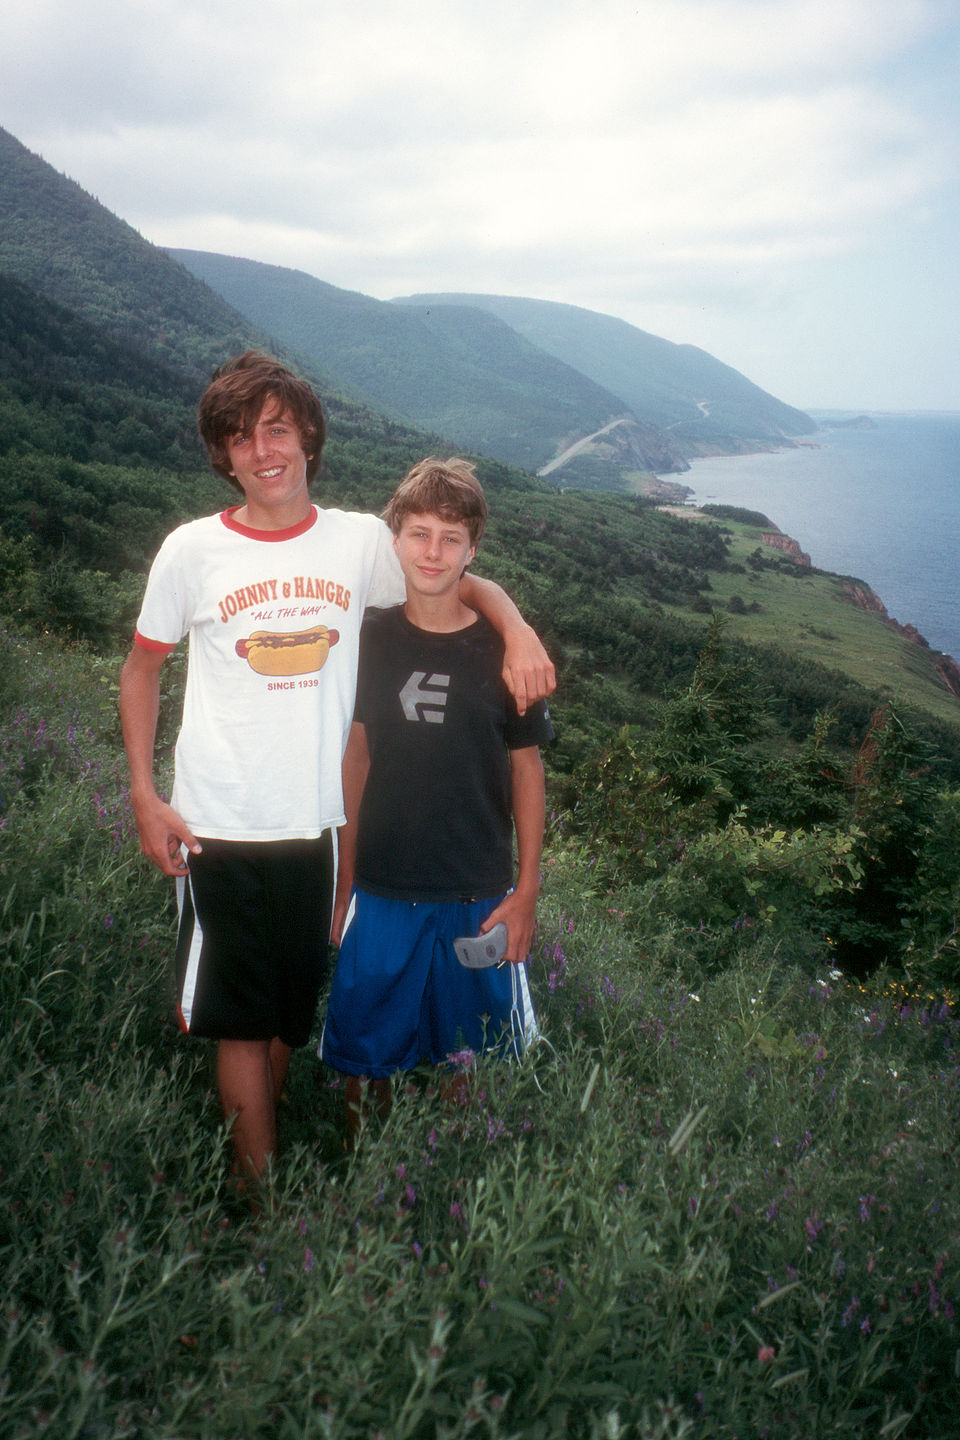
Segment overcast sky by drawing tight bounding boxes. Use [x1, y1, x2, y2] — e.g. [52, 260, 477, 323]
[2, 0, 958, 412]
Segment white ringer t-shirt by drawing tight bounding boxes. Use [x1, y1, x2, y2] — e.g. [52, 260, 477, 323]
[135, 504, 404, 841]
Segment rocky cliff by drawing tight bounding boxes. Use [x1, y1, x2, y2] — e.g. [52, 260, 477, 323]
[761, 532, 811, 566]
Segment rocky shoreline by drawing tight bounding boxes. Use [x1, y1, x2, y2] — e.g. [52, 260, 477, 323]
[644, 474, 960, 690]
[841, 579, 960, 696]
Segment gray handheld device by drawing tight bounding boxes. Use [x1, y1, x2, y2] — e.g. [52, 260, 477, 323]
[453, 922, 508, 969]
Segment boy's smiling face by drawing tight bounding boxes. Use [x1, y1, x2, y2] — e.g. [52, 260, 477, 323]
[224, 400, 312, 527]
[394, 512, 476, 601]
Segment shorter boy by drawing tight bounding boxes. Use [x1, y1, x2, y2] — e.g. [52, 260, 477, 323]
[321, 459, 554, 1134]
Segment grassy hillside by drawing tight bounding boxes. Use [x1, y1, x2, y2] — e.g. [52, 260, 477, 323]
[658, 508, 960, 730]
[395, 292, 816, 456]
[3, 628, 959, 1436]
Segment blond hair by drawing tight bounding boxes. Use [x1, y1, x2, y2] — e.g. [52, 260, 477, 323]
[384, 457, 487, 545]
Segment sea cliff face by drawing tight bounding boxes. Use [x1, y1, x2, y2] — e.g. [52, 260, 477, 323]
[843, 581, 887, 614]
[761, 532, 811, 566]
[934, 655, 960, 698]
[842, 579, 960, 694]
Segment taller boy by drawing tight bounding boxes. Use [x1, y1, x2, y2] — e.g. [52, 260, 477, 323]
[119, 352, 554, 1189]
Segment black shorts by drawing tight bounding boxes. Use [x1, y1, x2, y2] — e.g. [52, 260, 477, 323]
[175, 834, 334, 1047]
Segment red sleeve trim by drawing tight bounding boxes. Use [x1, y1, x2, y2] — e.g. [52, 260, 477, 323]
[134, 630, 176, 654]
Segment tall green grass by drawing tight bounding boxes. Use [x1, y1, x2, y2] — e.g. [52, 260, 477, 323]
[3, 635, 959, 1437]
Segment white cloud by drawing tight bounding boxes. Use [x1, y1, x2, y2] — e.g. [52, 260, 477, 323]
[1, 0, 958, 406]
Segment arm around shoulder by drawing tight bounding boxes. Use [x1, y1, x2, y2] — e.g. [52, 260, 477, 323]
[459, 573, 555, 715]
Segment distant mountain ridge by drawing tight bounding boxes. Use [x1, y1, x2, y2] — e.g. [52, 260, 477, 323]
[167, 249, 690, 479]
[394, 292, 815, 456]
[0, 117, 813, 502]
[169, 247, 815, 489]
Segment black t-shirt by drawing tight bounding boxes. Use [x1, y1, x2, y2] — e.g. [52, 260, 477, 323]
[353, 606, 553, 901]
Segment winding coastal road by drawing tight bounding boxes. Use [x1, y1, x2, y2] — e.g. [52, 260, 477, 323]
[537, 417, 633, 476]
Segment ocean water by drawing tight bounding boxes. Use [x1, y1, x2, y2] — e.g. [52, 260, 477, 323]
[681, 414, 960, 663]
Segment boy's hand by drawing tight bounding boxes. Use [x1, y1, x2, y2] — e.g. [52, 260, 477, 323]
[481, 888, 538, 965]
[501, 624, 555, 716]
[132, 792, 202, 877]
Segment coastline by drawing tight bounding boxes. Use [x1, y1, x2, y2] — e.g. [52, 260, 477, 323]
[644, 418, 960, 669]
[642, 450, 960, 680]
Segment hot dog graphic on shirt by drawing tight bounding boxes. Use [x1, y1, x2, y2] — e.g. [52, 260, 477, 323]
[235, 625, 340, 676]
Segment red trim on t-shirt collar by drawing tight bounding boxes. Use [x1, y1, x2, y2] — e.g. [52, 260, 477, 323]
[220, 506, 319, 541]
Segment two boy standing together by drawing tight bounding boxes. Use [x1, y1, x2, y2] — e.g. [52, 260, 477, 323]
[120, 352, 554, 1187]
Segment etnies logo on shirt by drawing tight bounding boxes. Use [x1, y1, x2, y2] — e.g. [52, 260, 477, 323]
[399, 672, 450, 724]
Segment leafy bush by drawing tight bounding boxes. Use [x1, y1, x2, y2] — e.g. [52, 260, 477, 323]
[570, 629, 960, 980]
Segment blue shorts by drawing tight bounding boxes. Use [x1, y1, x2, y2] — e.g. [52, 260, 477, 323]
[320, 890, 537, 1078]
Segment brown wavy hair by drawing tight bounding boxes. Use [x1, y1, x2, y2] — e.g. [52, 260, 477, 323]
[198, 351, 326, 491]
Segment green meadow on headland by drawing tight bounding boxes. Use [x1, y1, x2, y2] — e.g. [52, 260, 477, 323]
[3, 120, 960, 1437]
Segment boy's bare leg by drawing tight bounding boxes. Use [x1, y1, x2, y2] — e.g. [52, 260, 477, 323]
[269, 1036, 292, 1104]
[343, 1074, 392, 1148]
[218, 1038, 283, 1186]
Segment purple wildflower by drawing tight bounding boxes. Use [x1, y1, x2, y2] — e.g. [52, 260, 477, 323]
[805, 1210, 823, 1240]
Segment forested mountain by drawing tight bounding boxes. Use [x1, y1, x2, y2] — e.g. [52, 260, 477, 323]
[0, 126, 550, 645]
[170, 248, 815, 485]
[0, 120, 814, 493]
[0, 127, 257, 381]
[395, 292, 815, 456]
[168, 248, 689, 479]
